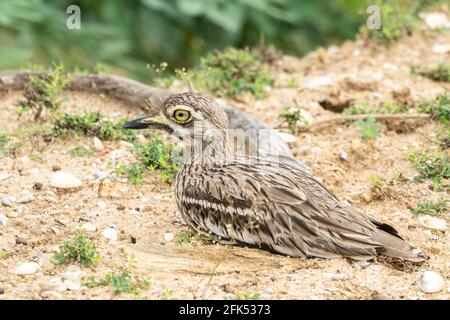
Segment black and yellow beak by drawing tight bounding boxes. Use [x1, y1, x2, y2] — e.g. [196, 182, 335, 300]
[123, 112, 173, 133]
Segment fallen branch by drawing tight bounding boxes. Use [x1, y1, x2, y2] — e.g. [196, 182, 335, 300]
[300, 113, 431, 132]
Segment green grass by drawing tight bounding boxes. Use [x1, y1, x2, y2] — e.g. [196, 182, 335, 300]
[52, 233, 100, 267]
[412, 63, 450, 83]
[353, 116, 381, 140]
[278, 107, 309, 133]
[133, 136, 181, 182]
[411, 198, 448, 215]
[84, 266, 150, 296]
[69, 145, 94, 157]
[408, 149, 449, 188]
[418, 93, 450, 125]
[51, 112, 136, 141]
[175, 230, 195, 245]
[115, 163, 145, 185]
[0, 133, 23, 157]
[18, 63, 72, 120]
[436, 127, 450, 149]
[0, 250, 7, 259]
[189, 48, 274, 99]
[226, 291, 261, 300]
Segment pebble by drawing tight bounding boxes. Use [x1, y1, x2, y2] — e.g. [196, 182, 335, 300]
[52, 165, 61, 172]
[50, 171, 82, 189]
[264, 288, 274, 294]
[15, 236, 28, 245]
[418, 215, 447, 231]
[339, 149, 348, 161]
[305, 75, 333, 88]
[33, 182, 44, 190]
[15, 262, 40, 275]
[78, 222, 97, 232]
[7, 211, 19, 218]
[63, 280, 82, 291]
[432, 43, 450, 54]
[420, 12, 450, 29]
[2, 196, 15, 207]
[40, 277, 67, 292]
[0, 172, 10, 181]
[101, 228, 118, 241]
[0, 214, 8, 226]
[17, 192, 34, 204]
[0, 288, 4, 295]
[419, 271, 444, 293]
[164, 232, 174, 242]
[97, 201, 107, 209]
[93, 171, 108, 180]
[93, 137, 104, 151]
[40, 290, 63, 299]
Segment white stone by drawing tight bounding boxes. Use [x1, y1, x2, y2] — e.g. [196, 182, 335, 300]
[97, 201, 107, 209]
[50, 172, 82, 189]
[101, 228, 118, 241]
[419, 271, 444, 293]
[432, 43, 450, 54]
[119, 141, 134, 148]
[6, 211, 18, 218]
[63, 280, 82, 291]
[339, 149, 348, 161]
[0, 172, 10, 181]
[78, 223, 97, 232]
[2, 196, 15, 207]
[305, 76, 333, 89]
[278, 132, 297, 143]
[0, 214, 8, 226]
[93, 137, 104, 151]
[17, 192, 34, 203]
[164, 232, 174, 242]
[15, 262, 40, 275]
[418, 215, 447, 231]
[420, 12, 450, 30]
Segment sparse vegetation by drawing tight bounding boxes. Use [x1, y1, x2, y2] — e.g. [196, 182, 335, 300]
[0, 133, 22, 157]
[279, 107, 309, 134]
[52, 233, 100, 267]
[51, 112, 136, 141]
[227, 291, 261, 300]
[133, 136, 181, 182]
[115, 163, 145, 185]
[354, 116, 381, 140]
[175, 230, 195, 245]
[418, 93, 450, 125]
[0, 250, 7, 259]
[84, 261, 150, 296]
[69, 145, 94, 157]
[412, 63, 450, 83]
[411, 198, 448, 215]
[18, 63, 72, 120]
[191, 48, 274, 99]
[408, 149, 449, 188]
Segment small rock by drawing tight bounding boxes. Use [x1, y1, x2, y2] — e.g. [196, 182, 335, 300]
[93, 137, 104, 151]
[15, 236, 28, 245]
[0, 288, 4, 295]
[418, 215, 447, 231]
[15, 262, 40, 275]
[432, 43, 450, 54]
[339, 149, 348, 161]
[305, 76, 333, 89]
[101, 228, 118, 241]
[61, 266, 84, 281]
[78, 223, 97, 232]
[17, 192, 34, 204]
[40, 290, 63, 299]
[93, 171, 108, 180]
[40, 277, 66, 292]
[0, 172, 10, 181]
[119, 141, 134, 148]
[264, 288, 274, 294]
[52, 165, 61, 172]
[7, 211, 19, 218]
[419, 271, 444, 293]
[98, 180, 127, 198]
[97, 201, 107, 209]
[117, 204, 125, 211]
[33, 182, 44, 190]
[50, 172, 82, 189]
[0, 214, 8, 226]
[63, 280, 82, 291]
[2, 196, 15, 207]
[278, 132, 297, 144]
[420, 12, 450, 30]
[164, 232, 174, 242]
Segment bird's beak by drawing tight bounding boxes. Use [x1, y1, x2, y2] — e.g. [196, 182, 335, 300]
[122, 112, 174, 133]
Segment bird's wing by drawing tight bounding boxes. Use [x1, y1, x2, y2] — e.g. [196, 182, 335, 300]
[179, 161, 383, 259]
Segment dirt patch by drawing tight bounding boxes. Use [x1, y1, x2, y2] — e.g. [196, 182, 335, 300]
[0, 31, 449, 300]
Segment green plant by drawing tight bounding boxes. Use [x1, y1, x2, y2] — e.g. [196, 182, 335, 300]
[51, 112, 136, 141]
[411, 198, 448, 215]
[0, 250, 7, 259]
[408, 149, 449, 188]
[175, 230, 195, 245]
[412, 63, 450, 83]
[69, 145, 94, 157]
[418, 93, 450, 125]
[191, 48, 274, 99]
[353, 116, 381, 140]
[368, 174, 388, 188]
[133, 136, 181, 182]
[18, 63, 71, 120]
[52, 233, 100, 267]
[279, 107, 309, 133]
[115, 163, 145, 185]
[436, 127, 450, 149]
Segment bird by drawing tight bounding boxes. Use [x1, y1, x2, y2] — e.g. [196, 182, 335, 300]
[123, 92, 427, 262]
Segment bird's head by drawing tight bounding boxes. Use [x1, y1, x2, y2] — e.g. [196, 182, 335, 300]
[124, 93, 231, 161]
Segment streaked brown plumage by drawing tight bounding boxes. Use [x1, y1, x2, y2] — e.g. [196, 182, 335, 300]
[124, 92, 427, 262]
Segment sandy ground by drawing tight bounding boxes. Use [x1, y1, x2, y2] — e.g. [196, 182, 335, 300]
[0, 31, 449, 300]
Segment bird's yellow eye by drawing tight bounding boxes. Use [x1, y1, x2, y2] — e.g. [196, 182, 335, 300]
[172, 109, 191, 123]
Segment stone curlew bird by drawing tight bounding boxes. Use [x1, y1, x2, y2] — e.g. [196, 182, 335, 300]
[124, 92, 427, 262]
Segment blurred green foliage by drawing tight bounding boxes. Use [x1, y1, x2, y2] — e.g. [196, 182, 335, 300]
[0, 0, 367, 81]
